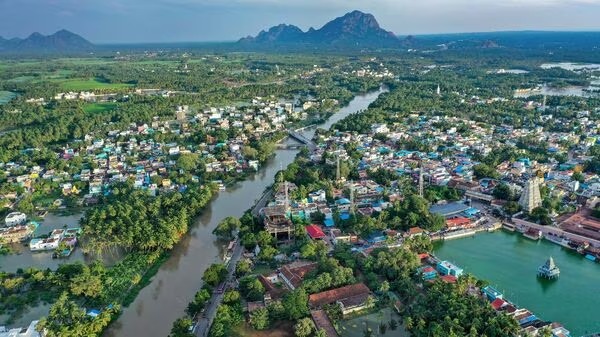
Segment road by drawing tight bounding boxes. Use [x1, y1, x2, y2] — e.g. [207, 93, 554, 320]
[251, 188, 273, 217]
[193, 240, 244, 337]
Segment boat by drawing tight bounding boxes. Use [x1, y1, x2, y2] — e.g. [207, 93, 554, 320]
[537, 257, 560, 279]
[29, 229, 65, 251]
[523, 228, 542, 240]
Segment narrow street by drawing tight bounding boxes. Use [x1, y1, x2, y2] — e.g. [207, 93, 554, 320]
[194, 241, 244, 337]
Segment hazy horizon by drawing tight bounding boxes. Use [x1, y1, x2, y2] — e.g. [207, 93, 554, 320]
[1, 0, 600, 43]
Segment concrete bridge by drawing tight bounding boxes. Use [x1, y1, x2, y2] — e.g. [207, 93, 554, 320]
[287, 129, 317, 152]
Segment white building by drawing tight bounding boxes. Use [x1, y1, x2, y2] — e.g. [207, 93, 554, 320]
[4, 212, 27, 227]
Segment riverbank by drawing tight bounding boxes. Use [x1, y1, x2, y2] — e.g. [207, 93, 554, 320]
[104, 88, 388, 337]
[433, 230, 600, 335]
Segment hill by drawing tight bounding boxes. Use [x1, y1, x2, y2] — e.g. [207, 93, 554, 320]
[0, 30, 95, 54]
[239, 10, 401, 49]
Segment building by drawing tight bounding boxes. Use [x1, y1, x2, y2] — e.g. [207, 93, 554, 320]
[308, 283, 373, 316]
[278, 261, 318, 290]
[4, 212, 27, 227]
[0, 320, 40, 337]
[305, 225, 326, 240]
[262, 205, 293, 239]
[519, 177, 542, 212]
[436, 261, 463, 277]
[310, 310, 339, 337]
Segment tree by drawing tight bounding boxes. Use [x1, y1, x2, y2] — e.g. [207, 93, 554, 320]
[315, 328, 328, 337]
[213, 217, 241, 240]
[177, 153, 200, 172]
[187, 288, 211, 316]
[294, 318, 314, 337]
[493, 184, 513, 200]
[170, 317, 195, 337]
[473, 164, 499, 179]
[379, 281, 390, 294]
[503, 201, 521, 215]
[235, 260, 252, 277]
[249, 307, 270, 330]
[239, 277, 265, 301]
[202, 264, 227, 287]
[283, 288, 309, 320]
[223, 290, 241, 304]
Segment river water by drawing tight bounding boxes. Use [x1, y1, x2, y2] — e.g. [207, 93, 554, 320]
[433, 231, 600, 336]
[104, 88, 386, 337]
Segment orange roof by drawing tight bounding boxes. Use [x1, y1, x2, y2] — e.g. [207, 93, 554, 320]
[407, 227, 424, 235]
[440, 275, 457, 283]
[446, 217, 471, 227]
[309, 283, 370, 308]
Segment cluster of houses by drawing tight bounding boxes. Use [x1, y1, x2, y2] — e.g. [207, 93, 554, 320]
[2, 93, 324, 212]
[244, 259, 374, 337]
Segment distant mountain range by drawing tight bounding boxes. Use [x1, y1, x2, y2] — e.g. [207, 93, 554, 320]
[239, 10, 404, 48]
[0, 30, 94, 54]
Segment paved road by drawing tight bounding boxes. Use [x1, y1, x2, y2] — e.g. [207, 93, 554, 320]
[194, 241, 244, 337]
[251, 188, 273, 217]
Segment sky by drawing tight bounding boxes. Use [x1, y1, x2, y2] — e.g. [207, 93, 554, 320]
[1, 0, 599, 43]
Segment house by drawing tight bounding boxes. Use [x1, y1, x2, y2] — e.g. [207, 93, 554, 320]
[278, 261, 318, 290]
[308, 283, 373, 316]
[405, 226, 424, 238]
[445, 217, 472, 230]
[305, 225, 326, 240]
[437, 261, 463, 277]
[329, 229, 358, 245]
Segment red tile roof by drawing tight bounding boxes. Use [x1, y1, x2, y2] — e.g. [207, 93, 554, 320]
[306, 224, 326, 239]
[279, 261, 318, 289]
[309, 283, 370, 308]
[491, 298, 506, 310]
[440, 275, 457, 283]
[446, 217, 471, 228]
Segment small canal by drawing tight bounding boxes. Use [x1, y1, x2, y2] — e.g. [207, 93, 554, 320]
[433, 230, 600, 335]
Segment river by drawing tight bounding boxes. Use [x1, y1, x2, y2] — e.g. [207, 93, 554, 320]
[433, 231, 600, 336]
[104, 88, 386, 337]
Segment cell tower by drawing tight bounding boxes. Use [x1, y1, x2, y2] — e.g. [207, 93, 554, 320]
[436, 84, 441, 96]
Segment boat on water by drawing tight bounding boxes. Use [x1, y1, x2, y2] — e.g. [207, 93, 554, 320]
[538, 257, 560, 279]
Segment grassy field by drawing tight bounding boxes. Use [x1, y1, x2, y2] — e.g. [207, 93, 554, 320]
[83, 102, 118, 113]
[337, 308, 409, 337]
[60, 78, 133, 91]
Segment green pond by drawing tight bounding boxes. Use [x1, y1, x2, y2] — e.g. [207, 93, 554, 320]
[433, 231, 600, 336]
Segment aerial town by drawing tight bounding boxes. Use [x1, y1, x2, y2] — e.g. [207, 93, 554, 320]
[1, 7, 600, 337]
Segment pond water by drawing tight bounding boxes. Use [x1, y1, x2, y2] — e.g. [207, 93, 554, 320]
[433, 231, 600, 336]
